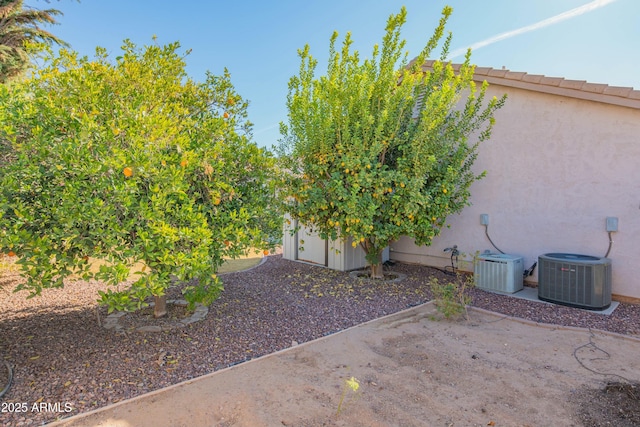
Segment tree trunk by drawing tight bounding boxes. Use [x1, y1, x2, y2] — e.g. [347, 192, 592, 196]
[153, 295, 167, 318]
[369, 251, 385, 279]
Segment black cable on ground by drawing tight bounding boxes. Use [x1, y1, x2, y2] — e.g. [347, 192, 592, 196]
[0, 360, 13, 398]
[439, 267, 457, 276]
[573, 328, 635, 384]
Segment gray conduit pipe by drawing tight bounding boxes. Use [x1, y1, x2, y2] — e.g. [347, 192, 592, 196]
[604, 231, 613, 258]
[484, 224, 505, 254]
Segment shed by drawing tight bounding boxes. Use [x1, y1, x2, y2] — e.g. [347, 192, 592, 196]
[283, 216, 389, 271]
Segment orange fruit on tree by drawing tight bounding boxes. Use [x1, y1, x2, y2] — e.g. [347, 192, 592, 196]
[223, 112, 230, 119]
[263, 250, 270, 256]
[123, 167, 133, 177]
[7, 251, 16, 257]
[224, 240, 230, 247]
[180, 159, 188, 167]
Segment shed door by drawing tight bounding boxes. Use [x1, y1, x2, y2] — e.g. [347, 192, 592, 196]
[296, 225, 327, 265]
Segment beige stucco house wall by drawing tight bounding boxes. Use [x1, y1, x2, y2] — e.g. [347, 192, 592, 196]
[391, 62, 640, 302]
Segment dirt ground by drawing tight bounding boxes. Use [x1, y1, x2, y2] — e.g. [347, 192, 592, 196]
[46, 302, 640, 427]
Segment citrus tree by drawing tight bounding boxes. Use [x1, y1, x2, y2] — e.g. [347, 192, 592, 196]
[0, 40, 280, 316]
[278, 6, 506, 278]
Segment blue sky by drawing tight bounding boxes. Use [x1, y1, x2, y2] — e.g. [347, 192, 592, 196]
[27, 0, 640, 149]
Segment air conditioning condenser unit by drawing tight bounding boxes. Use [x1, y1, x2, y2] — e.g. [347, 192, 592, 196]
[538, 253, 611, 310]
[474, 253, 524, 294]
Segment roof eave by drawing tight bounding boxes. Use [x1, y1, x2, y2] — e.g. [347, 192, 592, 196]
[416, 59, 640, 110]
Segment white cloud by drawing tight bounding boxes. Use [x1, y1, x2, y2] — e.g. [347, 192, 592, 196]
[448, 0, 618, 59]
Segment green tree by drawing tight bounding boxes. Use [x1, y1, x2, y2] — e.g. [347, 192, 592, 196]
[0, 40, 280, 317]
[278, 6, 506, 278]
[0, 0, 67, 83]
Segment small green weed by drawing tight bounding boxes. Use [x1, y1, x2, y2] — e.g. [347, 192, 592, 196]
[429, 274, 473, 320]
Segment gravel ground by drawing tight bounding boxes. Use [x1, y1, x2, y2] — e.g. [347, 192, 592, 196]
[1, 255, 639, 426]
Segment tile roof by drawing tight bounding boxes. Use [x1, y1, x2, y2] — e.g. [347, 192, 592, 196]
[416, 59, 640, 110]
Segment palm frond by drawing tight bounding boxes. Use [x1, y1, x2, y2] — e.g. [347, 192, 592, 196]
[0, 0, 67, 83]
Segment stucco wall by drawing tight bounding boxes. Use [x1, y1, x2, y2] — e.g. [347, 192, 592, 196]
[390, 83, 640, 300]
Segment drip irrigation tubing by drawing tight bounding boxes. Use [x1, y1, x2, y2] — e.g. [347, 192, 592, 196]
[0, 360, 13, 398]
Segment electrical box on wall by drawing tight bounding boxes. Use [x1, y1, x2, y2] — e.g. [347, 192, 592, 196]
[606, 217, 618, 232]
